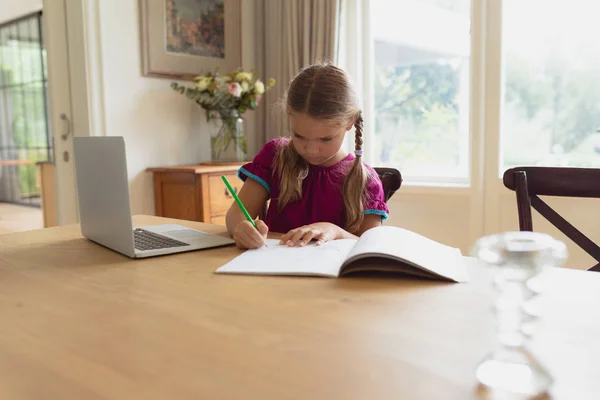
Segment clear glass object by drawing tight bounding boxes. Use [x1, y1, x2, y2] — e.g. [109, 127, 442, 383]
[471, 231, 567, 397]
[207, 110, 248, 163]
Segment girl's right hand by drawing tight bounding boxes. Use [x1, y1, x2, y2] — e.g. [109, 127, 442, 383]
[233, 220, 269, 249]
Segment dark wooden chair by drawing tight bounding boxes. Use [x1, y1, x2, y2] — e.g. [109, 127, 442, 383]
[503, 166, 600, 272]
[259, 167, 402, 219]
[373, 167, 402, 202]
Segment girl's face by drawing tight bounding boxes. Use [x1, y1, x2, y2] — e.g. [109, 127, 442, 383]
[289, 112, 353, 167]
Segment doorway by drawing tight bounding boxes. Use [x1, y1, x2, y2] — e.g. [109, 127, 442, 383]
[0, 12, 49, 233]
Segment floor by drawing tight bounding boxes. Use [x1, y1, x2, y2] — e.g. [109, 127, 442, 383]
[0, 203, 43, 234]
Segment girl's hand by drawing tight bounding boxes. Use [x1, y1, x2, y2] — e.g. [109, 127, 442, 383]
[280, 223, 340, 247]
[233, 220, 269, 249]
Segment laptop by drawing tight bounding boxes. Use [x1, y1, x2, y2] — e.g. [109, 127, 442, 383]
[73, 136, 235, 258]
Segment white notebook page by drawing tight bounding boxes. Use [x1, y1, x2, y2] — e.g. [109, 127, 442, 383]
[216, 238, 357, 277]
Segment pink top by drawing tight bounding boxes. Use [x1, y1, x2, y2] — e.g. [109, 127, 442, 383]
[238, 138, 389, 234]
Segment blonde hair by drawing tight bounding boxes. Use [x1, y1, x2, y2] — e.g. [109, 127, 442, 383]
[273, 63, 369, 234]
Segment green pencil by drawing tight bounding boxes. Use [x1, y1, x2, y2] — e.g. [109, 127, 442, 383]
[221, 175, 268, 247]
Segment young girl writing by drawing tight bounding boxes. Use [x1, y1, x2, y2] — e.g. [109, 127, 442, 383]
[225, 63, 389, 249]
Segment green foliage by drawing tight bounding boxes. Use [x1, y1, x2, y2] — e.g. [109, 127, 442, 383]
[375, 64, 457, 118]
[504, 61, 550, 120]
[374, 61, 461, 169]
[504, 51, 600, 154]
[375, 63, 458, 120]
[376, 47, 600, 171]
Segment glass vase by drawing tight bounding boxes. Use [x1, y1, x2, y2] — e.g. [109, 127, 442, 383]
[207, 110, 248, 163]
[471, 231, 567, 398]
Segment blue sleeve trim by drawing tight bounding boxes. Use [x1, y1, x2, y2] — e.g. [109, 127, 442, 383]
[237, 167, 271, 194]
[364, 209, 389, 221]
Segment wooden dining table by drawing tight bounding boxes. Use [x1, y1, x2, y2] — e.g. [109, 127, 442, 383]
[1, 215, 599, 399]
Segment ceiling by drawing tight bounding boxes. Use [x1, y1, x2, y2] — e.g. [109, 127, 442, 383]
[0, 0, 42, 26]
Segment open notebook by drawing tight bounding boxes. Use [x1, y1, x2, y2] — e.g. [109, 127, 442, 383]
[216, 226, 469, 282]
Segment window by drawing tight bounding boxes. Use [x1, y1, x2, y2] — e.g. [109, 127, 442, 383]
[347, 0, 600, 186]
[501, 0, 600, 169]
[369, 0, 471, 182]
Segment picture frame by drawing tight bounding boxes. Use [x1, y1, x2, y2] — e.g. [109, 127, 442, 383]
[140, 0, 242, 80]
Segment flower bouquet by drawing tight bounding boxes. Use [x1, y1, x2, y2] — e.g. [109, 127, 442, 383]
[171, 68, 275, 162]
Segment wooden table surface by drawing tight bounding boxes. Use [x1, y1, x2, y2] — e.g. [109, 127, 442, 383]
[1, 215, 599, 399]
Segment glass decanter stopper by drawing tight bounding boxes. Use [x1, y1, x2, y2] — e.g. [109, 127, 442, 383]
[471, 231, 567, 398]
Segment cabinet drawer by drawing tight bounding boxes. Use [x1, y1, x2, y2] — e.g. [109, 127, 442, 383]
[208, 174, 239, 216]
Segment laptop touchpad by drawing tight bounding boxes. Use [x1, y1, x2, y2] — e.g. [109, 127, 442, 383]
[164, 229, 209, 239]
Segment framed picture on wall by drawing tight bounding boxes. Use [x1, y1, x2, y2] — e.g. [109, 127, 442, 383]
[140, 0, 241, 80]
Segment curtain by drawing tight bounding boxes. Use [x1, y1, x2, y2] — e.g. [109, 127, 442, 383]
[336, 0, 371, 157]
[260, 0, 340, 143]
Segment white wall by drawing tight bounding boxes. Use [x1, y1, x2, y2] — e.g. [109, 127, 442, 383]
[98, 0, 209, 215]
[96, 0, 260, 216]
[0, 0, 42, 24]
[386, 192, 473, 254]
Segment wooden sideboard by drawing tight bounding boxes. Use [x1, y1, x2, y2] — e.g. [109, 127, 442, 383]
[146, 163, 245, 225]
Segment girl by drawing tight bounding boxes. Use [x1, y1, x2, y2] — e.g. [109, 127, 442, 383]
[225, 63, 389, 249]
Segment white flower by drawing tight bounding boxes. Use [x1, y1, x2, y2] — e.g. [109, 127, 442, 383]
[241, 81, 249, 93]
[194, 77, 210, 91]
[235, 72, 253, 82]
[254, 80, 265, 94]
[227, 82, 242, 97]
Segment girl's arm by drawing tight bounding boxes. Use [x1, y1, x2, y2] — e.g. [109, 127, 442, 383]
[356, 214, 383, 235]
[333, 214, 383, 239]
[225, 178, 269, 235]
[280, 214, 382, 246]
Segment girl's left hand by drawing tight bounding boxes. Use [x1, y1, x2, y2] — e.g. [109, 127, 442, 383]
[280, 223, 340, 247]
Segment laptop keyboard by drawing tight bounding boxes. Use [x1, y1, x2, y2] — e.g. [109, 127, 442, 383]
[133, 228, 190, 251]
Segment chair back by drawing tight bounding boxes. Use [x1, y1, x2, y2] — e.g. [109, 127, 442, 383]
[374, 167, 402, 202]
[503, 166, 600, 272]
